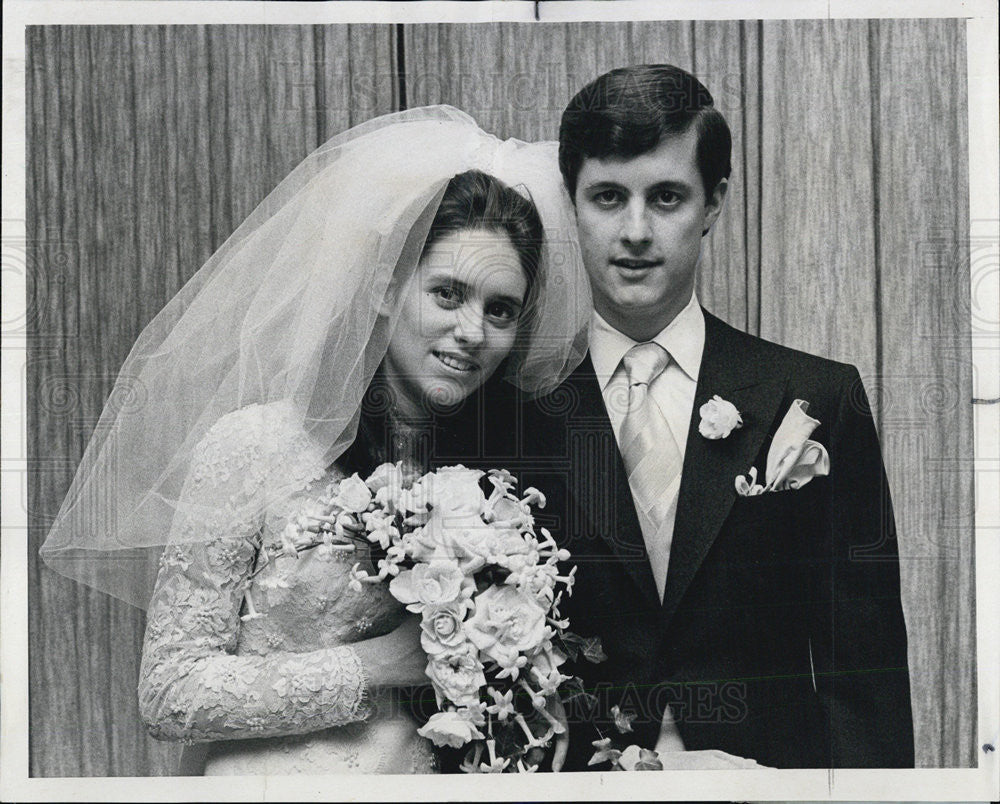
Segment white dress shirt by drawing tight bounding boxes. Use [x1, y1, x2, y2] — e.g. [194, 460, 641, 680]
[590, 292, 705, 591]
[589, 293, 705, 754]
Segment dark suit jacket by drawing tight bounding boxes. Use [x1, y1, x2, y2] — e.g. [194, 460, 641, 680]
[519, 310, 914, 769]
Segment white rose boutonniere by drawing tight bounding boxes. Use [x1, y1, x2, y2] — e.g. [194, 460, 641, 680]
[699, 395, 743, 439]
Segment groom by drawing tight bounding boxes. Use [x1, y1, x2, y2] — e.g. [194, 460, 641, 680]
[521, 64, 914, 769]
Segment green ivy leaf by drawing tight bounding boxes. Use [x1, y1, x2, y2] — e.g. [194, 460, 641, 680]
[581, 636, 607, 664]
[611, 705, 636, 734]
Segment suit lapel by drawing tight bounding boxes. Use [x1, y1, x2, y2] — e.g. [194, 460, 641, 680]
[660, 312, 789, 626]
[565, 356, 661, 609]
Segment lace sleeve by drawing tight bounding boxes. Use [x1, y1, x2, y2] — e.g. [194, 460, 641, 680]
[138, 404, 372, 742]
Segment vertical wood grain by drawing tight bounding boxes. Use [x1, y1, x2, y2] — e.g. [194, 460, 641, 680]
[692, 20, 758, 332]
[872, 19, 974, 767]
[404, 22, 571, 141]
[27, 20, 974, 775]
[741, 20, 764, 337]
[403, 22, 698, 143]
[759, 20, 880, 384]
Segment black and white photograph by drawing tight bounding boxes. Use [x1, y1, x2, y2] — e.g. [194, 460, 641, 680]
[2, 1, 997, 800]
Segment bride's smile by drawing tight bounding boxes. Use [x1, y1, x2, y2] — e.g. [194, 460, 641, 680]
[433, 350, 479, 373]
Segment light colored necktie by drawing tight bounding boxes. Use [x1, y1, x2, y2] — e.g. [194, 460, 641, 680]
[619, 342, 682, 529]
[619, 342, 688, 754]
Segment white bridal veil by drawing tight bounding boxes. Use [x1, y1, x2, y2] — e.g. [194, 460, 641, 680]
[40, 106, 591, 609]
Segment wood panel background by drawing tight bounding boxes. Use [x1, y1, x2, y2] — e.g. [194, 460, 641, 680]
[25, 21, 974, 775]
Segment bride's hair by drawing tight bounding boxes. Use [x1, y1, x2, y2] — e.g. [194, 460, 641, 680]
[423, 169, 544, 292]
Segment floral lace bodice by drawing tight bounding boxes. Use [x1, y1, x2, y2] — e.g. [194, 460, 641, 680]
[138, 402, 435, 774]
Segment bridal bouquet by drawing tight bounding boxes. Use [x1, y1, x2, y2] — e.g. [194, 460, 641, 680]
[282, 462, 600, 772]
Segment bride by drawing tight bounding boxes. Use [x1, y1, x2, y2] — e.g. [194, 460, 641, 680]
[39, 107, 590, 775]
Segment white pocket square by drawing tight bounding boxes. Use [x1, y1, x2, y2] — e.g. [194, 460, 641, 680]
[736, 399, 830, 496]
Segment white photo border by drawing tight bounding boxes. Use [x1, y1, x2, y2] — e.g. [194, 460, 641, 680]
[2, 1, 997, 801]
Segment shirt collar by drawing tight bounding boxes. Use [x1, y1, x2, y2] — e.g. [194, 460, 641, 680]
[589, 293, 705, 391]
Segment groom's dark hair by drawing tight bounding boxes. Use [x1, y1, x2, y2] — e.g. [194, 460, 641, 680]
[558, 64, 732, 200]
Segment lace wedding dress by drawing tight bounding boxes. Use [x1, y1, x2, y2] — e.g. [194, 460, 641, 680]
[138, 402, 436, 775]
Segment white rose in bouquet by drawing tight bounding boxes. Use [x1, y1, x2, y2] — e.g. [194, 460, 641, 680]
[420, 601, 471, 655]
[417, 708, 486, 749]
[364, 461, 401, 491]
[425, 644, 487, 708]
[429, 465, 486, 515]
[400, 465, 484, 516]
[465, 585, 548, 669]
[397, 467, 491, 572]
[416, 518, 491, 574]
[364, 461, 408, 510]
[411, 491, 486, 574]
[389, 559, 471, 613]
[334, 472, 373, 512]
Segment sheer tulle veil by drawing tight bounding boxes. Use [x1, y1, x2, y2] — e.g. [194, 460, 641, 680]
[39, 106, 591, 609]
